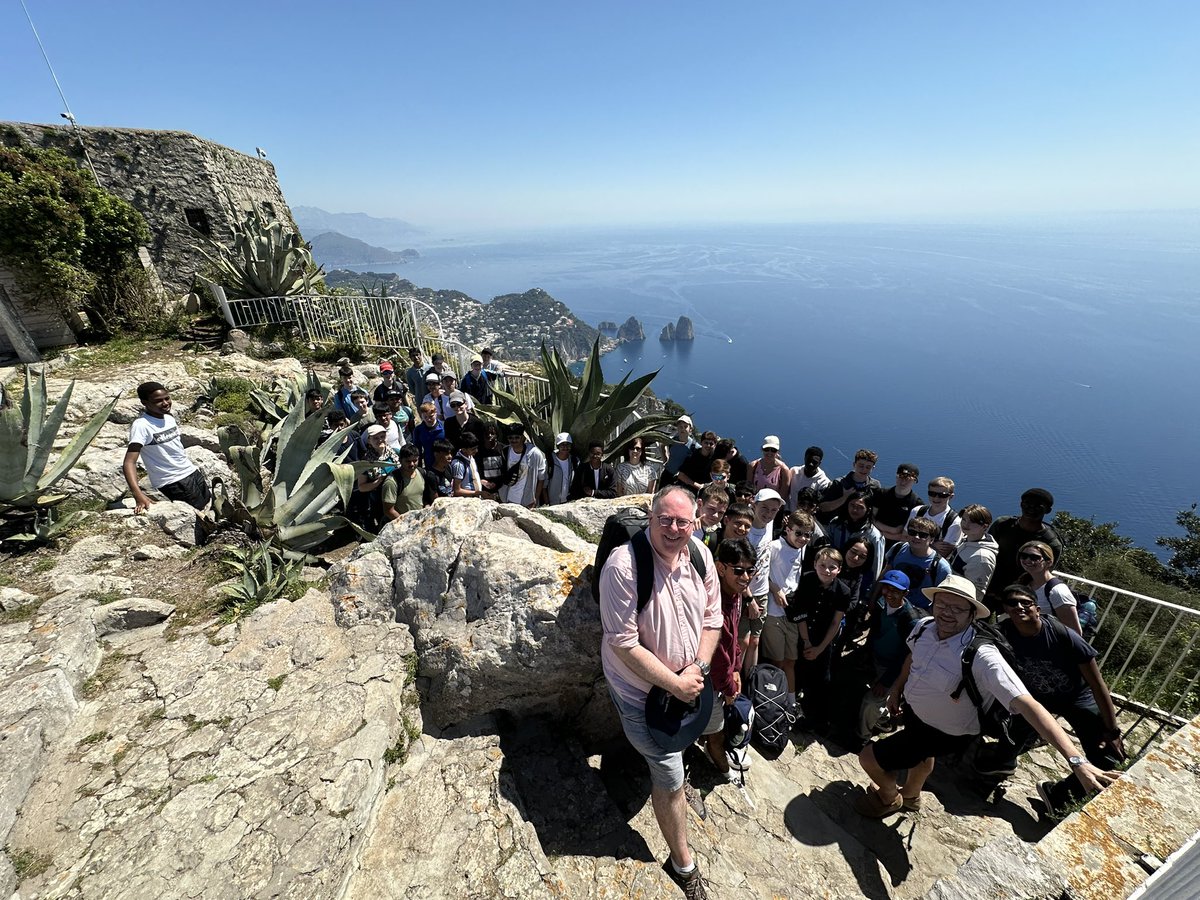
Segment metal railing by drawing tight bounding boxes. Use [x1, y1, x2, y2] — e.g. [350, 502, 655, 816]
[1055, 571, 1200, 756]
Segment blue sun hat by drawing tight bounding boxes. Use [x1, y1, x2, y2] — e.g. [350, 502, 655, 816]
[645, 675, 714, 752]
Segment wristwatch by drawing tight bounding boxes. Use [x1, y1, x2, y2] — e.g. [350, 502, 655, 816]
[694, 659, 711, 677]
[1067, 755, 1085, 768]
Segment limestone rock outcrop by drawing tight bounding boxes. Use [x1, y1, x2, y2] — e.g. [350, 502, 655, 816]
[616, 316, 644, 342]
[330, 500, 603, 732]
[659, 321, 676, 341]
[675, 315, 695, 340]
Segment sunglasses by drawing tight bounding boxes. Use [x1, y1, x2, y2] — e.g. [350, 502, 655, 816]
[928, 490, 952, 499]
[1019, 552, 1047, 562]
[907, 530, 933, 539]
[787, 529, 814, 538]
[762, 448, 778, 453]
[1002, 595, 1038, 609]
[726, 565, 754, 577]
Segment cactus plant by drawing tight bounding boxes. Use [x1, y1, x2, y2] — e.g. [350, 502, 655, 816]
[481, 338, 677, 462]
[212, 379, 370, 554]
[0, 369, 117, 511]
[193, 208, 323, 300]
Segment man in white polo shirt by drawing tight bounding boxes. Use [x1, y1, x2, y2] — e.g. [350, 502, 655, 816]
[853, 574, 1119, 818]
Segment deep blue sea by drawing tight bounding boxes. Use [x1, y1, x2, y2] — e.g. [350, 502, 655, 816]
[368, 216, 1200, 555]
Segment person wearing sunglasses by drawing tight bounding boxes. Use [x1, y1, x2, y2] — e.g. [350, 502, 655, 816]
[1017, 541, 1083, 634]
[760, 511, 818, 713]
[979, 584, 1125, 818]
[985, 487, 1065, 612]
[749, 435, 791, 503]
[879, 517, 951, 609]
[702, 537, 757, 781]
[854, 575, 1119, 819]
[905, 476, 962, 557]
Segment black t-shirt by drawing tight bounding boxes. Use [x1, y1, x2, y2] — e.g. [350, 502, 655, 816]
[988, 517, 1065, 598]
[678, 448, 715, 486]
[787, 569, 852, 635]
[819, 473, 882, 522]
[1000, 618, 1096, 707]
[873, 486, 924, 530]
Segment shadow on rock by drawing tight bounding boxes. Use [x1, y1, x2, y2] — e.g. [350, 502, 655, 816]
[790, 780, 910, 898]
[496, 713, 655, 863]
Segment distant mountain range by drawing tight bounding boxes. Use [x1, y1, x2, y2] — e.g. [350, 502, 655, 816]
[309, 231, 419, 267]
[293, 206, 421, 250]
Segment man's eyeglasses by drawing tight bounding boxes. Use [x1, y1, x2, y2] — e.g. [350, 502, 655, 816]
[932, 601, 973, 617]
[928, 490, 952, 499]
[1002, 595, 1038, 609]
[655, 515, 695, 530]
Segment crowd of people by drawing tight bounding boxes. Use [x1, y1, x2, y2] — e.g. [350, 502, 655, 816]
[124, 356, 1127, 900]
[593, 417, 1124, 899]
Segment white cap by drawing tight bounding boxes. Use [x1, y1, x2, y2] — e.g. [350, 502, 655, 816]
[676, 415, 693, 426]
[555, 432, 573, 446]
[754, 488, 783, 504]
[762, 435, 781, 450]
[365, 424, 387, 437]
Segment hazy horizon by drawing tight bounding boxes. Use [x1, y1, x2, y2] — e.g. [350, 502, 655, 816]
[4, 2, 1198, 230]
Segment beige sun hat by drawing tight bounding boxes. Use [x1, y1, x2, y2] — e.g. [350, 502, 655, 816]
[922, 574, 989, 620]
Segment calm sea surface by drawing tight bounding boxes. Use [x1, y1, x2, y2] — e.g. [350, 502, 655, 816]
[378, 217, 1200, 554]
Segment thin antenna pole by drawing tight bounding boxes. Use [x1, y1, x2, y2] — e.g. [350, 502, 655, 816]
[18, 0, 102, 186]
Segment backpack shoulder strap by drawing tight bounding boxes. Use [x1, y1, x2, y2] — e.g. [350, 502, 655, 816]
[631, 529, 655, 615]
[687, 536, 708, 581]
[952, 633, 988, 710]
[911, 617, 936, 644]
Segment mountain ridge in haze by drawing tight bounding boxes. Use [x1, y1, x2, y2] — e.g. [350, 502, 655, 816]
[294, 206, 422, 249]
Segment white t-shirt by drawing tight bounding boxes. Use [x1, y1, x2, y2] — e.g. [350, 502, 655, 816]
[550, 456, 573, 505]
[747, 522, 774, 597]
[907, 504, 963, 545]
[788, 466, 833, 509]
[129, 413, 196, 488]
[1036, 580, 1077, 618]
[500, 444, 546, 506]
[904, 622, 1028, 736]
[767, 537, 806, 616]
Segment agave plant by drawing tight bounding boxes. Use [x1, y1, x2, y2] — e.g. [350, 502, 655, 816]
[0, 369, 118, 511]
[249, 371, 326, 426]
[2, 506, 84, 545]
[212, 379, 370, 554]
[482, 339, 677, 462]
[220, 541, 303, 617]
[193, 208, 323, 300]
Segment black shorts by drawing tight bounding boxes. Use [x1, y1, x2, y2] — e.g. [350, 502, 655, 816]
[871, 709, 976, 772]
[160, 469, 210, 510]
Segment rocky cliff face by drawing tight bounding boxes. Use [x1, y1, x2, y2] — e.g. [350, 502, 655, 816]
[616, 316, 645, 342]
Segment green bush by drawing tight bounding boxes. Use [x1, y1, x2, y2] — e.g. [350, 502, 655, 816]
[0, 141, 149, 334]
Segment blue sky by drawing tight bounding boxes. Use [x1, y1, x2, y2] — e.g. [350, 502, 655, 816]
[3, 1, 1197, 230]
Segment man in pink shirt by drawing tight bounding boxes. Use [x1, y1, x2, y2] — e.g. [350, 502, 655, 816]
[599, 486, 722, 900]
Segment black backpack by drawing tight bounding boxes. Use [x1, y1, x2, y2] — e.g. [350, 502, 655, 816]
[592, 508, 706, 611]
[912, 618, 1019, 741]
[746, 663, 791, 754]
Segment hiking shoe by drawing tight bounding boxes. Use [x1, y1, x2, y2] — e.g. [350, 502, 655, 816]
[900, 792, 923, 812]
[726, 746, 750, 772]
[854, 786, 903, 818]
[662, 859, 710, 900]
[973, 762, 1017, 779]
[683, 782, 707, 821]
[1036, 780, 1063, 820]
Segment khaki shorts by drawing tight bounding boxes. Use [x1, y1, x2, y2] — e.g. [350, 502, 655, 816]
[738, 595, 767, 639]
[761, 614, 800, 661]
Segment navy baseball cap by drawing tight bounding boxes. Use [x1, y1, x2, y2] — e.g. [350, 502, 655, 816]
[878, 570, 911, 591]
[645, 675, 714, 752]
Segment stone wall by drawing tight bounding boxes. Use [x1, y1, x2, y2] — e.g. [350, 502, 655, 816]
[0, 265, 75, 359]
[0, 121, 296, 298]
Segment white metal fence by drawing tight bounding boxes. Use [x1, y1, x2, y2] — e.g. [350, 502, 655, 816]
[1056, 572, 1200, 756]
